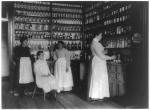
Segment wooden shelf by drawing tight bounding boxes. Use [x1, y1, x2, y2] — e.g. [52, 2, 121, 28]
[14, 7, 50, 12]
[104, 32, 132, 38]
[106, 47, 130, 49]
[14, 14, 51, 18]
[53, 30, 82, 33]
[15, 29, 50, 32]
[52, 39, 81, 41]
[51, 11, 82, 14]
[20, 2, 51, 6]
[84, 19, 130, 32]
[52, 4, 82, 9]
[52, 17, 82, 20]
[14, 21, 51, 24]
[15, 38, 49, 40]
[53, 23, 82, 26]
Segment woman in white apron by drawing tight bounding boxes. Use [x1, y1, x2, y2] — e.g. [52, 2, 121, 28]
[12, 37, 34, 96]
[34, 51, 56, 93]
[89, 33, 116, 100]
[54, 41, 73, 93]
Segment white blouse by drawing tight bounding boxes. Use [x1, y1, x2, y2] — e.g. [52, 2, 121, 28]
[53, 48, 70, 68]
[91, 38, 111, 60]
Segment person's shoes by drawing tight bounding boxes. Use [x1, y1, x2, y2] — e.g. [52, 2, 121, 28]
[89, 98, 104, 102]
[52, 90, 57, 100]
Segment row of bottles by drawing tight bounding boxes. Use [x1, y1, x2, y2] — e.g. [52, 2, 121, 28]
[14, 40, 50, 51]
[54, 25, 81, 32]
[107, 54, 133, 64]
[52, 41, 82, 51]
[52, 32, 82, 40]
[104, 15, 130, 25]
[23, 1, 51, 5]
[106, 37, 131, 48]
[14, 16, 50, 23]
[104, 25, 132, 36]
[15, 31, 82, 40]
[103, 2, 118, 10]
[85, 15, 100, 24]
[85, 3, 132, 25]
[15, 10, 51, 17]
[52, 7, 82, 13]
[15, 34, 50, 39]
[15, 40, 82, 51]
[84, 2, 102, 13]
[15, 23, 49, 31]
[85, 10, 98, 18]
[52, 19, 82, 25]
[66, 42, 82, 50]
[70, 52, 81, 60]
[14, 2, 50, 11]
[52, 13, 82, 19]
[103, 4, 132, 19]
[15, 40, 81, 60]
[52, 3, 82, 8]
[85, 3, 131, 19]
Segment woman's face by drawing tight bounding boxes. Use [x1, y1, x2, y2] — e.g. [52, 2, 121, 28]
[39, 53, 44, 60]
[22, 40, 28, 47]
[58, 43, 63, 49]
[96, 33, 103, 41]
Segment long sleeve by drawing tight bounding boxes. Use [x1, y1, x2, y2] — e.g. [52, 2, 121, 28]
[65, 49, 70, 68]
[34, 62, 41, 76]
[92, 41, 112, 60]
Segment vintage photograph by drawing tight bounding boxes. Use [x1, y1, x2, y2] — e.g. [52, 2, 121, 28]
[1, 1, 148, 109]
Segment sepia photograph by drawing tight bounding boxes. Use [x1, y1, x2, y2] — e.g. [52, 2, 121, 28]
[1, 0, 148, 109]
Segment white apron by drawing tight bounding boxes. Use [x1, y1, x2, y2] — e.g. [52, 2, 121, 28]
[19, 57, 34, 84]
[54, 58, 73, 93]
[89, 56, 110, 99]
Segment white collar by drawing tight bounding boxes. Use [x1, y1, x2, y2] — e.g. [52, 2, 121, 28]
[94, 38, 99, 42]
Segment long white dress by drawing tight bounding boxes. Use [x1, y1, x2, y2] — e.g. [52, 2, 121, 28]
[89, 38, 111, 99]
[54, 48, 73, 93]
[34, 59, 56, 93]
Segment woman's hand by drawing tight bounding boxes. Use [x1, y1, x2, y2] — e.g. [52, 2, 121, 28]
[104, 49, 108, 54]
[111, 55, 116, 60]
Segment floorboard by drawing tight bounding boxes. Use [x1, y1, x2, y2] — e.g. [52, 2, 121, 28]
[2, 80, 123, 109]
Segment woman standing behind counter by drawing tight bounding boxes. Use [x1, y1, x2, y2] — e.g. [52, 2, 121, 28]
[89, 33, 116, 101]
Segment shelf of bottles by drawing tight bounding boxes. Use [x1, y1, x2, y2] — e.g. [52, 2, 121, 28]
[84, 2, 132, 31]
[51, 2, 83, 61]
[13, 1, 52, 60]
[102, 2, 133, 65]
[83, 2, 133, 63]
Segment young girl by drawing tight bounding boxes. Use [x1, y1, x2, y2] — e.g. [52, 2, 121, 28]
[34, 51, 56, 94]
[54, 41, 73, 93]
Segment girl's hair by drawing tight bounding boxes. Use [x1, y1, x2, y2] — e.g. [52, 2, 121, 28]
[36, 51, 43, 59]
[58, 41, 64, 45]
[95, 32, 103, 37]
[20, 36, 28, 44]
[57, 41, 65, 48]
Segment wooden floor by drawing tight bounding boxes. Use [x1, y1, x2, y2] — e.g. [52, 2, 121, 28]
[2, 80, 123, 109]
